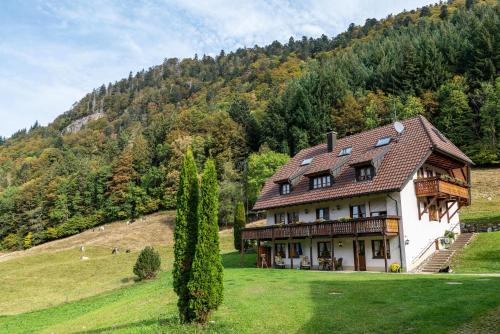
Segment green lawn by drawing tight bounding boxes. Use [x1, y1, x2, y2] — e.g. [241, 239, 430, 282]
[461, 168, 500, 225]
[452, 231, 500, 273]
[0, 246, 173, 315]
[0, 252, 499, 334]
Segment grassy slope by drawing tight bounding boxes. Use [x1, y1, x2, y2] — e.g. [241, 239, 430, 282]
[452, 231, 500, 273]
[0, 252, 499, 334]
[0, 212, 175, 315]
[461, 168, 500, 225]
[0, 211, 243, 315]
[0, 169, 498, 332]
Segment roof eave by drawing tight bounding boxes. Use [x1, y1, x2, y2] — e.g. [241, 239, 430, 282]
[251, 187, 401, 212]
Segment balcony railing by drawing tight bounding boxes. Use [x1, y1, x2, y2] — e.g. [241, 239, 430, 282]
[241, 216, 400, 241]
[414, 176, 469, 200]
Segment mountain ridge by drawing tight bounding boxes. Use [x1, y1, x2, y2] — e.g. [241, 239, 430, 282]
[0, 0, 498, 249]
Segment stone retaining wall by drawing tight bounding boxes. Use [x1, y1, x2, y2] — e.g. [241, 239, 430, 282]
[461, 222, 500, 233]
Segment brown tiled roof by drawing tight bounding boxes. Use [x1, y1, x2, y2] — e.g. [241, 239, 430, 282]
[349, 145, 390, 166]
[419, 116, 473, 164]
[252, 116, 472, 211]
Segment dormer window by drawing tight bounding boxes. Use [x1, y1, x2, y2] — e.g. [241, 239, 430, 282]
[338, 146, 352, 157]
[280, 183, 291, 195]
[375, 136, 391, 147]
[356, 165, 374, 181]
[311, 175, 332, 189]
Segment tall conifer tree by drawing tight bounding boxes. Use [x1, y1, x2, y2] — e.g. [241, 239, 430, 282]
[187, 159, 223, 323]
[173, 149, 199, 323]
[233, 201, 245, 251]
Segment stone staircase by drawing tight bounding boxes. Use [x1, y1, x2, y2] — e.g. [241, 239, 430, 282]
[419, 233, 476, 273]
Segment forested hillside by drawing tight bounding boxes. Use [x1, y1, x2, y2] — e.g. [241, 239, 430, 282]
[0, 0, 499, 250]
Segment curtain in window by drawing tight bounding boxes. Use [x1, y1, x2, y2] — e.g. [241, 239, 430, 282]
[275, 244, 286, 258]
[288, 242, 302, 258]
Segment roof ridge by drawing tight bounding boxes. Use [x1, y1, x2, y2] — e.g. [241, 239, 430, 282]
[298, 116, 424, 156]
[417, 115, 435, 149]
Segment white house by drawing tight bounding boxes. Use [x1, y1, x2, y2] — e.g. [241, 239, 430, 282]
[242, 116, 472, 272]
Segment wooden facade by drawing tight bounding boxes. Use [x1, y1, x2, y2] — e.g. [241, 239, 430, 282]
[241, 216, 400, 241]
[414, 177, 469, 200]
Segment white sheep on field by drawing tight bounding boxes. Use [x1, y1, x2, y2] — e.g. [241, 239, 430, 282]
[80, 256, 89, 261]
[99, 226, 105, 231]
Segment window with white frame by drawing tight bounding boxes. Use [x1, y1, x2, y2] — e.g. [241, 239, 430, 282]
[316, 207, 330, 220]
[356, 165, 374, 181]
[311, 175, 332, 189]
[350, 204, 366, 219]
[280, 183, 291, 195]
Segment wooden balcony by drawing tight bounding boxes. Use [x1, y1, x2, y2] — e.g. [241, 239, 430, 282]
[414, 177, 469, 201]
[241, 216, 400, 241]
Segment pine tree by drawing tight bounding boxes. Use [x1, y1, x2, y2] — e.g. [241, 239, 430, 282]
[439, 5, 448, 20]
[233, 201, 245, 251]
[187, 159, 223, 323]
[172, 149, 199, 323]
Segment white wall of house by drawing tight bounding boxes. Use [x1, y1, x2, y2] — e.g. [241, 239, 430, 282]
[272, 236, 400, 271]
[399, 172, 461, 271]
[264, 165, 463, 272]
[265, 194, 397, 225]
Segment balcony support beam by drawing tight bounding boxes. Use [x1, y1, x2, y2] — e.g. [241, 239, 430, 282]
[419, 196, 437, 220]
[449, 204, 461, 221]
[440, 200, 455, 222]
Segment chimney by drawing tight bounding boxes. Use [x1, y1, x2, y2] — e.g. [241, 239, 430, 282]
[327, 130, 337, 152]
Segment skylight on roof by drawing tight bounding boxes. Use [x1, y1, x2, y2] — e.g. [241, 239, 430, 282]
[301, 158, 313, 166]
[375, 136, 392, 147]
[338, 146, 352, 157]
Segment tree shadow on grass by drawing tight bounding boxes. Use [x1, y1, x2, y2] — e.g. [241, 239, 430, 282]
[73, 314, 231, 334]
[294, 274, 500, 334]
[72, 318, 161, 334]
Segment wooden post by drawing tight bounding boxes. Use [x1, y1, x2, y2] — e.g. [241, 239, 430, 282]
[354, 237, 359, 271]
[383, 234, 388, 273]
[289, 237, 293, 269]
[330, 238, 334, 271]
[257, 239, 260, 268]
[354, 222, 359, 271]
[271, 237, 275, 268]
[240, 238, 244, 267]
[309, 237, 313, 269]
[330, 224, 334, 271]
[383, 220, 388, 272]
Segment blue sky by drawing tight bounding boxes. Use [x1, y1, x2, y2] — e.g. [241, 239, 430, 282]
[0, 0, 434, 137]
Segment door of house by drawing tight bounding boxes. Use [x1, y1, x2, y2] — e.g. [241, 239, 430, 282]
[353, 240, 366, 271]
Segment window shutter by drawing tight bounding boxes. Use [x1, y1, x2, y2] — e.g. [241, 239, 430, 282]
[309, 177, 314, 190]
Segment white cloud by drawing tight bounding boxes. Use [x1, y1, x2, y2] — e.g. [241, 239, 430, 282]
[0, 0, 435, 137]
